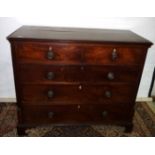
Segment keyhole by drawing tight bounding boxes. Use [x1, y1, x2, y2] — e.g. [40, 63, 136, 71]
[49, 46, 52, 51]
[81, 66, 84, 71]
[78, 85, 82, 90]
[77, 105, 80, 111]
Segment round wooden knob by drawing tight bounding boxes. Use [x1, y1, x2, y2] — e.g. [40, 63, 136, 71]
[48, 112, 54, 118]
[105, 91, 112, 98]
[46, 72, 55, 80]
[102, 111, 108, 117]
[107, 72, 115, 80]
[47, 90, 54, 98]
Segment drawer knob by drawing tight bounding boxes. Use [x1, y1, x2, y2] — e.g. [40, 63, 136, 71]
[47, 90, 54, 98]
[112, 48, 118, 60]
[107, 72, 115, 80]
[46, 72, 55, 80]
[102, 111, 108, 117]
[48, 112, 54, 118]
[47, 47, 54, 60]
[105, 91, 112, 98]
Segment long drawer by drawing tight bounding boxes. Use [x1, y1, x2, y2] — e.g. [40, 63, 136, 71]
[16, 42, 147, 65]
[20, 84, 136, 105]
[22, 104, 133, 124]
[18, 64, 141, 83]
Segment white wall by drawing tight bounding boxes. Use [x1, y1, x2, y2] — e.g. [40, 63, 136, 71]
[0, 17, 155, 100]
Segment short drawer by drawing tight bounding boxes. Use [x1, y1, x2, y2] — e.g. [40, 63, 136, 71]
[18, 64, 141, 84]
[15, 42, 147, 65]
[22, 104, 133, 124]
[83, 46, 147, 65]
[16, 42, 82, 64]
[20, 84, 136, 105]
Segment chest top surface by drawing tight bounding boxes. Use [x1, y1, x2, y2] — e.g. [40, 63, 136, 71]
[7, 26, 152, 46]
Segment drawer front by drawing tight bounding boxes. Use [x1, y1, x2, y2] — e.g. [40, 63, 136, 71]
[16, 42, 82, 64]
[18, 64, 140, 84]
[22, 104, 133, 124]
[20, 84, 136, 105]
[15, 42, 147, 65]
[83, 46, 146, 65]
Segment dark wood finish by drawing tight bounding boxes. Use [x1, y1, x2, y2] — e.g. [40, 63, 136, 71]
[82, 46, 147, 65]
[15, 42, 81, 64]
[20, 84, 136, 105]
[7, 26, 153, 136]
[22, 104, 133, 125]
[7, 26, 152, 45]
[18, 64, 140, 83]
[15, 42, 147, 65]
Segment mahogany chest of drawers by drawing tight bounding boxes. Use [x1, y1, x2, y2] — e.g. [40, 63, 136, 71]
[7, 26, 152, 135]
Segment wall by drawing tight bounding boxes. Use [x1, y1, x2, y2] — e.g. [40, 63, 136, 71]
[0, 17, 155, 100]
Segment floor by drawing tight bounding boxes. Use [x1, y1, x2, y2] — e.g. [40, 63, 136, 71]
[0, 101, 155, 136]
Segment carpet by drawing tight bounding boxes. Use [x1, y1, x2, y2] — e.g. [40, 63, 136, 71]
[0, 102, 155, 137]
